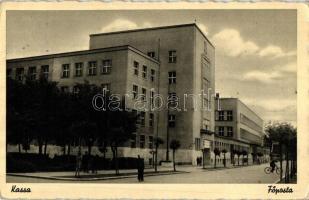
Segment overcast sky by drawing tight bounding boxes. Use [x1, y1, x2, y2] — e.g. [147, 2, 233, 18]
[6, 10, 297, 126]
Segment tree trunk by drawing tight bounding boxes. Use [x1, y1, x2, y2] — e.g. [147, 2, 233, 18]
[214, 155, 217, 168]
[115, 147, 119, 175]
[88, 144, 92, 156]
[238, 156, 240, 166]
[285, 146, 289, 183]
[18, 143, 21, 153]
[223, 154, 226, 167]
[44, 140, 48, 155]
[67, 143, 71, 156]
[38, 139, 43, 155]
[173, 150, 176, 172]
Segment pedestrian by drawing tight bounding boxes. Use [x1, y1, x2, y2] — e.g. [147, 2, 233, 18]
[137, 155, 144, 182]
[75, 151, 82, 178]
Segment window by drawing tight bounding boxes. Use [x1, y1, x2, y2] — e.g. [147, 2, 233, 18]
[218, 111, 224, 121]
[41, 65, 49, 79]
[7, 69, 12, 79]
[88, 61, 97, 76]
[62, 64, 70, 78]
[168, 92, 177, 107]
[168, 114, 176, 128]
[142, 65, 147, 79]
[101, 59, 112, 74]
[227, 111, 233, 121]
[130, 134, 136, 148]
[75, 63, 83, 77]
[168, 71, 176, 84]
[101, 83, 111, 94]
[218, 126, 224, 136]
[142, 88, 146, 101]
[150, 90, 155, 107]
[140, 135, 145, 148]
[133, 85, 138, 99]
[151, 69, 155, 82]
[195, 138, 201, 151]
[28, 66, 36, 80]
[149, 113, 154, 127]
[61, 86, 69, 93]
[134, 61, 139, 76]
[16, 68, 24, 81]
[168, 50, 177, 63]
[149, 136, 154, 149]
[147, 52, 155, 58]
[140, 111, 145, 126]
[227, 127, 233, 137]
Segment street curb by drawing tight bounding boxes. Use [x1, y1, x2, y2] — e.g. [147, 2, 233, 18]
[200, 164, 259, 171]
[7, 171, 189, 181]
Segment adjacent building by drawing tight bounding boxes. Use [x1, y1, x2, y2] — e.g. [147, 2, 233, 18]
[6, 23, 216, 165]
[213, 97, 269, 166]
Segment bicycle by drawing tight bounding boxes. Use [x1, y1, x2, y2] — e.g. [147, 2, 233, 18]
[264, 166, 281, 175]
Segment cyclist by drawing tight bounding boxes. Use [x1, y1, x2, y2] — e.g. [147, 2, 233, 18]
[270, 159, 277, 173]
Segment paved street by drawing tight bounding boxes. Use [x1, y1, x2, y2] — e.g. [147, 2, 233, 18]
[7, 162, 285, 183]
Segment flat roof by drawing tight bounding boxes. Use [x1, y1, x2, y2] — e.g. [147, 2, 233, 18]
[219, 97, 263, 122]
[90, 23, 215, 48]
[7, 45, 159, 64]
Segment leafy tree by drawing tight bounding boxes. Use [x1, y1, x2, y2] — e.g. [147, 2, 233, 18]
[221, 149, 227, 167]
[154, 137, 164, 172]
[170, 139, 181, 171]
[213, 148, 220, 168]
[265, 122, 297, 182]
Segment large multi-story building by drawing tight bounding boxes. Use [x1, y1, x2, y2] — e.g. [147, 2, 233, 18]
[213, 97, 269, 166]
[6, 23, 216, 165]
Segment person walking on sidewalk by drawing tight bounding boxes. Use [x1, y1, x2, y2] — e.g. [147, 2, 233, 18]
[137, 155, 145, 182]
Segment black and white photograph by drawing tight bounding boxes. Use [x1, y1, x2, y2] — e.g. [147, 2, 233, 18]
[4, 8, 300, 189]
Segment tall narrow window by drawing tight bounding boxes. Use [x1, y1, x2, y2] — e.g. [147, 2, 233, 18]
[149, 113, 154, 127]
[204, 41, 207, 54]
[101, 59, 112, 74]
[142, 88, 146, 101]
[16, 68, 24, 81]
[134, 61, 139, 76]
[74, 63, 83, 77]
[150, 90, 155, 107]
[218, 111, 224, 121]
[133, 85, 138, 99]
[62, 64, 70, 78]
[168, 50, 177, 63]
[168, 92, 177, 107]
[227, 111, 233, 121]
[168, 114, 176, 127]
[142, 65, 147, 79]
[168, 71, 176, 84]
[41, 65, 49, 79]
[140, 111, 145, 126]
[140, 135, 145, 148]
[88, 61, 97, 76]
[227, 127, 233, 137]
[150, 69, 155, 82]
[218, 126, 224, 136]
[28, 66, 37, 80]
[149, 136, 154, 149]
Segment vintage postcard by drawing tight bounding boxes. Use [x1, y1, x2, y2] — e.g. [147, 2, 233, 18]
[0, 2, 308, 199]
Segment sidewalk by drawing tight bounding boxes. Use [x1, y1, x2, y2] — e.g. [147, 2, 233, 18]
[7, 167, 188, 181]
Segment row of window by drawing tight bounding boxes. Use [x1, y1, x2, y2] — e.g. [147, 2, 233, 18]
[135, 111, 175, 128]
[216, 126, 234, 137]
[131, 135, 154, 149]
[215, 110, 233, 121]
[133, 61, 156, 82]
[8, 65, 50, 81]
[146, 50, 177, 63]
[61, 60, 112, 78]
[59, 83, 111, 94]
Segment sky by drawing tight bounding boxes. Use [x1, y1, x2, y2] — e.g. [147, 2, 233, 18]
[6, 10, 297, 126]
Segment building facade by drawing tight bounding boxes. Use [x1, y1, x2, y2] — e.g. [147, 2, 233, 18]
[213, 98, 269, 166]
[6, 23, 216, 165]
